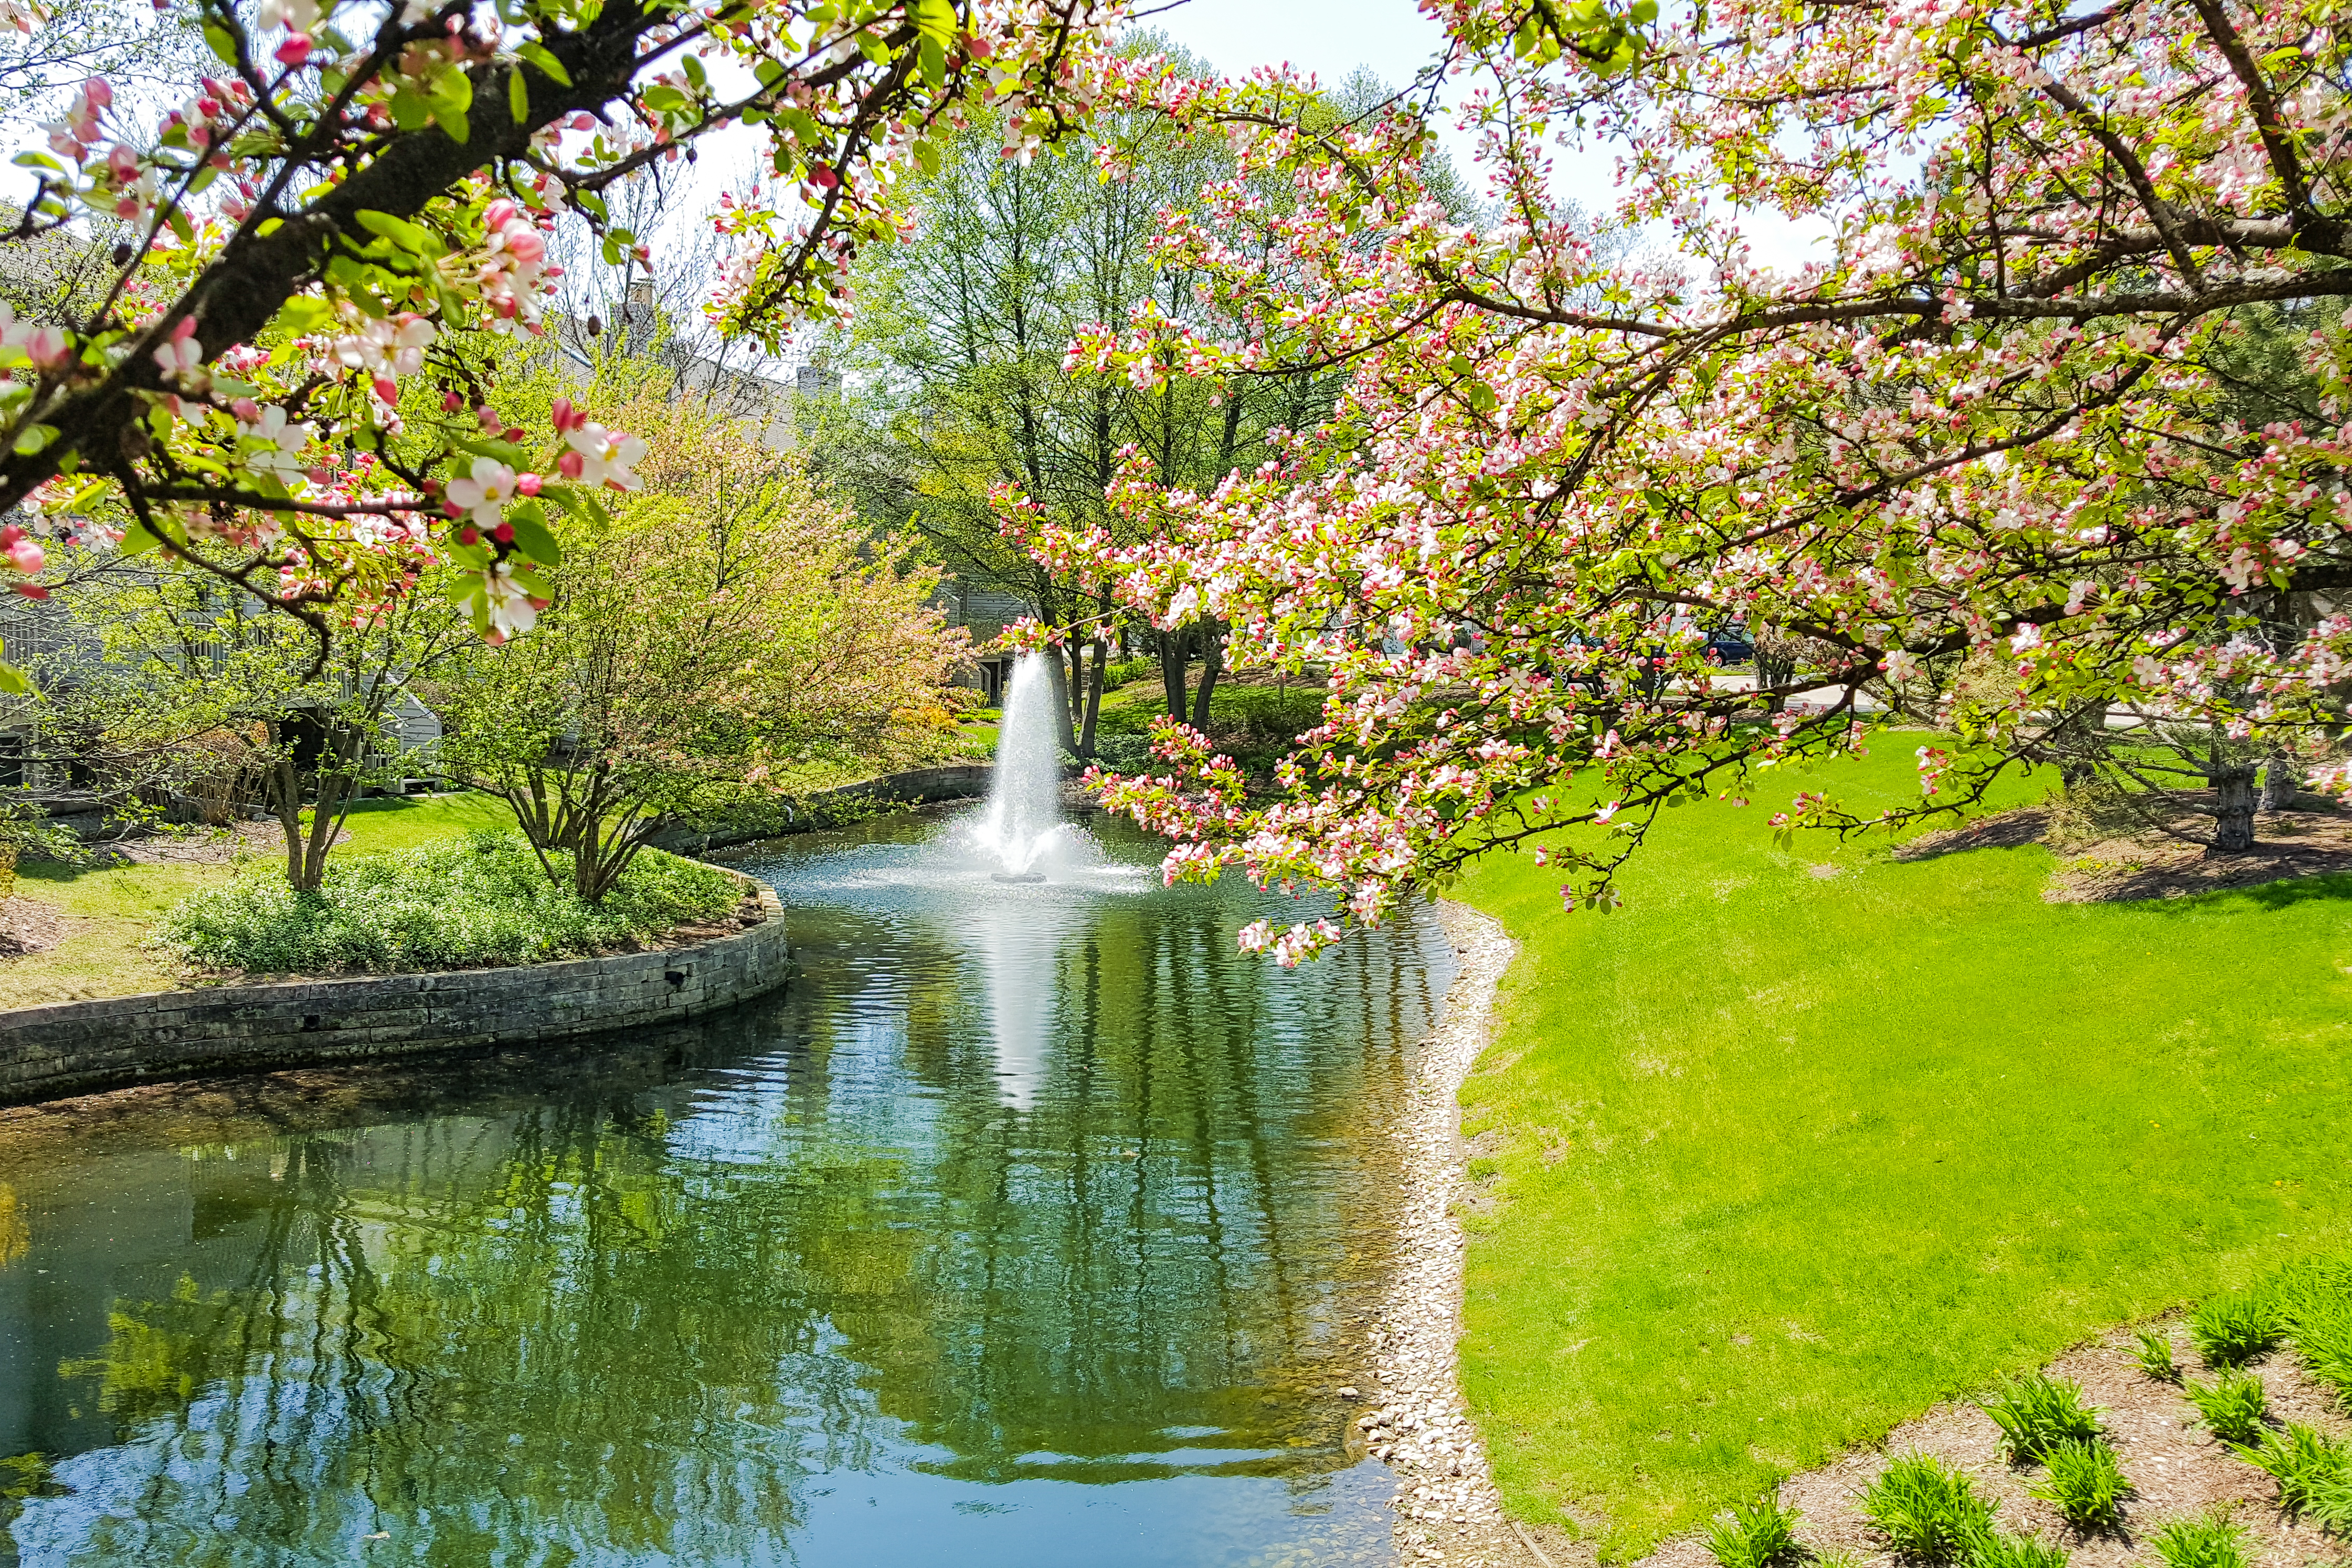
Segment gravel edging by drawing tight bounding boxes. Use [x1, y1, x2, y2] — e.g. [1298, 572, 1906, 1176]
[1366, 900, 1532, 1568]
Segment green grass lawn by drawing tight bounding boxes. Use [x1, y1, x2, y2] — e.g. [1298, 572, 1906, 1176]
[1, 792, 514, 1007]
[1449, 747, 2352, 1559]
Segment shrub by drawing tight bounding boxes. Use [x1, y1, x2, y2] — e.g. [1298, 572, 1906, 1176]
[156, 830, 744, 974]
[2188, 1290, 2283, 1368]
[1966, 1528, 2069, 1568]
[2293, 1306, 2352, 1411]
[2185, 1369, 2270, 1445]
[2231, 1423, 2352, 1525]
[1703, 1493, 1807, 1568]
[2146, 1510, 2250, 1568]
[1978, 1373, 2103, 1464]
[2132, 1328, 2180, 1383]
[1862, 1453, 1997, 1559]
[2027, 1439, 2128, 1529]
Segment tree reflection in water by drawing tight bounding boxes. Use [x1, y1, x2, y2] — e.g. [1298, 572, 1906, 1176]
[0, 811, 1452, 1567]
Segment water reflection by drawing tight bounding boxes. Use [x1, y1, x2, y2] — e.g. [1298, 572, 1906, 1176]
[0, 809, 1453, 1566]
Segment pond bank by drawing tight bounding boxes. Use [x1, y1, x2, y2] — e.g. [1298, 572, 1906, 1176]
[1373, 902, 1530, 1568]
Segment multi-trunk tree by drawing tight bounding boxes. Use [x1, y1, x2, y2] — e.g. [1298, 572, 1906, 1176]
[433, 386, 967, 900]
[1021, 0, 2352, 960]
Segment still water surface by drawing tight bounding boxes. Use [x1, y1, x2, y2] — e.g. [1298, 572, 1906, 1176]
[0, 809, 1453, 1565]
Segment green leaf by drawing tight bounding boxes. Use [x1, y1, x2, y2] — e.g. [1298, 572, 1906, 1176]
[914, 0, 956, 44]
[516, 40, 570, 86]
[0, 660, 28, 697]
[508, 68, 529, 124]
[643, 84, 688, 114]
[505, 505, 563, 567]
[204, 20, 240, 65]
[119, 521, 164, 557]
[853, 28, 890, 65]
[272, 294, 334, 335]
[11, 424, 57, 456]
[354, 209, 440, 255]
[10, 151, 64, 174]
[544, 483, 611, 531]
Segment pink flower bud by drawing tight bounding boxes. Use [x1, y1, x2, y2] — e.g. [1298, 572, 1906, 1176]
[484, 198, 517, 229]
[558, 451, 584, 480]
[502, 226, 544, 264]
[491, 522, 514, 543]
[274, 31, 312, 65]
[477, 406, 500, 431]
[373, 376, 398, 404]
[84, 77, 111, 109]
[231, 397, 260, 422]
[107, 143, 139, 182]
[516, 474, 542, 496]
[442, 390, 463, 412]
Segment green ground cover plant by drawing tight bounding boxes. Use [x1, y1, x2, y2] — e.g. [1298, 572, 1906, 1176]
[155, 830, 741, 974]
[2146, 1510, 2250, 1568]
[1449, 748, 2352, 1558]
[2027, 1439, 2128, 1529]
[1701, 1493, 1806, 1568]
[1861, 1453, 1997, 1559]
[2229, 1423, 2352, 1528]
[2188, 1292, 2284, 1368]
[1977, 1374, 2103, 1464]
[2132, 1329, 2180, 1383]
[2185, 1370, 2270, 1444]
[1967, 1529, 2069, 1568]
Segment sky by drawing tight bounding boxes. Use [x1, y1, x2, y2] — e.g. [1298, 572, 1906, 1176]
[1145, 0, 1830, 271]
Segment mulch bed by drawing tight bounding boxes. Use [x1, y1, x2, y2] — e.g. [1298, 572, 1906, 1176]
[1633, 1325, 2352, 1568]
[1894, 805, 2352, 903]
[0, 898, 64, 958]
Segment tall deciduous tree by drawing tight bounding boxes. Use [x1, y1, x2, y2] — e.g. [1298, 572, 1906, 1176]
[817, 45, 1403, 752]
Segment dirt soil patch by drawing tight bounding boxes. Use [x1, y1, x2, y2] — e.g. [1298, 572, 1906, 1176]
[1631, 1322, 2352, 1568]
[0, 899, 64, 958]
[1895, 806, 2352, 903]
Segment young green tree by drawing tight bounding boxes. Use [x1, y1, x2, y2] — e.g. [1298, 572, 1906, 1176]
[434, 392, 966, 901]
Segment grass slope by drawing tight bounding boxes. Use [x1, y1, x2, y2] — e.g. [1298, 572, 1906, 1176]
[1449, 748, 2352, 1559]
[0, 793, 514, 1007]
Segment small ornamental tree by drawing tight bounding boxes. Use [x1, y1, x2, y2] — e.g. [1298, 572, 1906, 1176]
[0, 0, 1118, 673]
[434, 391, 967, 900]
[1003, 0, 2352, 961]
[45, 531, 472, 888]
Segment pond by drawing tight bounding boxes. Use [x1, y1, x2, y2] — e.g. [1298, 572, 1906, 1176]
[0, 807, 1455, 1566]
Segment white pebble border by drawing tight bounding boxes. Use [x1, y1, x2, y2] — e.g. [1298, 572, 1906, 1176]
[1361, 901, 1537, 1568]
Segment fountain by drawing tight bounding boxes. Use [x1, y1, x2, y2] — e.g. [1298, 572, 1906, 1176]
[973, 651, 1068, 882]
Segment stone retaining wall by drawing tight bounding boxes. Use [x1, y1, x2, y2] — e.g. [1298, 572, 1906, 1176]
[0, 880, 792, 1106]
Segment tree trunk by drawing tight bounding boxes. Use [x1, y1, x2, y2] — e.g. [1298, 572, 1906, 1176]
[2059, 703, 2107, 790]
[1190, 621, 1224, 732]
[1043, 644, 1080, 757]
[1158, 626, 1189, 722]
[1077, 637, 1106, 758]
[2260, 750, 2298, 812]
[2208, 762, 2259, 855]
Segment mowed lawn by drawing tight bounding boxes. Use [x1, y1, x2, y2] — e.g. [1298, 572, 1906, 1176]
[1, 791, 514, 1008]
[1449, 748, 2352, 1559]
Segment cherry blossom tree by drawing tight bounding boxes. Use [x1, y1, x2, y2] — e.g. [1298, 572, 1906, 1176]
[0, 0, 1120, 677]
[1018, 0, 2352, 961]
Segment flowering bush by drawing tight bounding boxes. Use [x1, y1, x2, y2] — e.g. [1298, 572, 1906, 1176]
[155, 828, 740, 973]
[1011, 0, 2352, 960]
